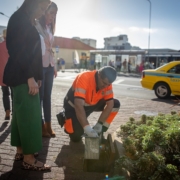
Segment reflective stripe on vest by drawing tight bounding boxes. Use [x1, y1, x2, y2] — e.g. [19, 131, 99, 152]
[105, 90, 113, 96]
[75, 88, 86, 94]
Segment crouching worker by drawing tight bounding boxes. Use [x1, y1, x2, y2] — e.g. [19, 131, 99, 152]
[57, 66, 120, 142]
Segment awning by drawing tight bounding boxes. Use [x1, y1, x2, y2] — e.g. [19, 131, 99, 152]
[90, 50, 146, 55]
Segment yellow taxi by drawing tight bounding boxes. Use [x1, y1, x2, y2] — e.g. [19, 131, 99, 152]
[140, 61, 180, 99]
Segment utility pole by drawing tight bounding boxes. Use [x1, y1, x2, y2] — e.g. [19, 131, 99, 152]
[147, 0, 151, 63]
[0, 12, 9, 18]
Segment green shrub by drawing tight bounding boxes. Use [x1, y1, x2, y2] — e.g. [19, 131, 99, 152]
[115, 112, 180, 179]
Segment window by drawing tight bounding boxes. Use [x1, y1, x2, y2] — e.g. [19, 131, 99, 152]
[81, 52, 86, 56]
[119, 36, 123, 40]
[168, 65, 180, 74]
[119, 46, 124, 50]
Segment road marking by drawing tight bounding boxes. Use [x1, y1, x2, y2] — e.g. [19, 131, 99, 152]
[57, 76, 76, 79]
[63, 76, 76, 79]
[113, 79, 124, 84]
[56, 76, 142, 89]
[57, 77, 125, 85]
[116, 84, 142, 88]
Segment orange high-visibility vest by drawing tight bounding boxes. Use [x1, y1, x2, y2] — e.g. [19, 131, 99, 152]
[69, 70, 113, 105]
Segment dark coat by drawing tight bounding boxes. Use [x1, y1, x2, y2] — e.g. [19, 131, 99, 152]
[3, 9, 43, 87]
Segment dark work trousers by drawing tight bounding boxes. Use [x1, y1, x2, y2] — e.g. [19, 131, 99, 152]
[1, 86, 13, 112]
[64, 98, 120, 142]
[39, 66, 54, 123]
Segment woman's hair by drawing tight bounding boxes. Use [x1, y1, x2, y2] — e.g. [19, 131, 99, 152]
[19, 0, 51, 23]
[39, 2, 58, 35]
[3, 29, 7, 39]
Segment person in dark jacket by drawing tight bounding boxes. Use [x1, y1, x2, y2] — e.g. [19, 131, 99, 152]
[3, 0, 51, 171]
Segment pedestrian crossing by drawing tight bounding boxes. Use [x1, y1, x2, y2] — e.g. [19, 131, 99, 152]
[113, 79, 124, 84]
[56, 75, 125, 85]
[59, 76, 76, 79]
[55, 73, 144, 90]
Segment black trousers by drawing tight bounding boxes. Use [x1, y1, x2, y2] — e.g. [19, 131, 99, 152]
[64, 99, 120, 142]
[1, 86, 13, 112]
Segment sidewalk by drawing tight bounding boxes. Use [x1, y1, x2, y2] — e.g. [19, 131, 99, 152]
[0, 83, 179, 180]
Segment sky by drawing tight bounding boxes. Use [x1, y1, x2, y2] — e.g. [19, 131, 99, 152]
[0, 0, 180, 50]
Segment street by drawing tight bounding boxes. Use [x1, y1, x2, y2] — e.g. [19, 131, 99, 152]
[55, 71, 156, 100]
[0, 70, 179, 180]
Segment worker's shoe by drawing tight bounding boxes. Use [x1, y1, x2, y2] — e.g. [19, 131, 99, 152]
[46, 122, 56, 137]
[42, 123, 51, 138]
[5, 110, 10, 120]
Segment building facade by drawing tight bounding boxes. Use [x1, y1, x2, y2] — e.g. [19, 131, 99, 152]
[81, 38, 96, 49]
[52, 36, 96, 69]
[143, 49, 180, 68]
[104, 34, 132, 50]
[72, 37, 96, 48]
[90, 49, 180, 72]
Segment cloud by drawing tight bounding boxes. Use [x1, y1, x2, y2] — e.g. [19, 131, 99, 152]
[142, 28, 157, 33]
[129, 27, 140, 31]
[111, 26, 158, 36]
[111, 27, 125, 34]
[129, 26, 158, 33]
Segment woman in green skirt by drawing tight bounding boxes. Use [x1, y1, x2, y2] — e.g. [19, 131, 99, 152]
[3, 0, 51, 171]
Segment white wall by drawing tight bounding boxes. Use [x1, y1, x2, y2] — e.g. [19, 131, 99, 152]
[81, 39, 96, 48]
[104, 35, 128, 49]
[95, 54, 102, 63]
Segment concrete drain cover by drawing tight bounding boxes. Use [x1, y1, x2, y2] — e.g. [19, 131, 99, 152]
[134, 110, 158, 116]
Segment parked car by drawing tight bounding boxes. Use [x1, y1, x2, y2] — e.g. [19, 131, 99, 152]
[140, 61, 180, 99]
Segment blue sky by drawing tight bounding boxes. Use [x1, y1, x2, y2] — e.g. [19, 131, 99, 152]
[0, 0, 179, 50]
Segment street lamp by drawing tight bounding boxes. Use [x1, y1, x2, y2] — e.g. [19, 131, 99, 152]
[147, 0, 151, 63]
[0, 12, 9, 18]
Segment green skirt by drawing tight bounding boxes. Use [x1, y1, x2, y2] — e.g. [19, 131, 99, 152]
[11, 84, 42, 154]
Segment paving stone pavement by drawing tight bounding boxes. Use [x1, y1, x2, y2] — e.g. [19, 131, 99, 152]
[0, 83, 179, 180]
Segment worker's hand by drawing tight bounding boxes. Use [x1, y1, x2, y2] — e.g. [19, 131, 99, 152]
[84, 125, 98, 137]
[93, 122, 102, 134]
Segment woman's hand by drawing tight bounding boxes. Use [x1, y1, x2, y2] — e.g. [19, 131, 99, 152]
[27, 78, 39, 95]
[54, 69, 57, 78]
[37, 80, 42, 88]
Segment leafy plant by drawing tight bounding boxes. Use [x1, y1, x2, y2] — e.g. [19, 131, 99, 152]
[115, 113, 180, 179]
